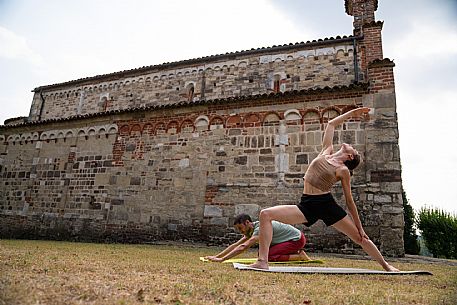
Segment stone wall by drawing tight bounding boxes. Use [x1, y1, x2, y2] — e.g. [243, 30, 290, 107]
[0, 84, 404, 255]
[28, 40, 358, 122]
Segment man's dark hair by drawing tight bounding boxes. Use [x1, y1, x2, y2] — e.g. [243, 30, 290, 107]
[233, 213, 252, 225]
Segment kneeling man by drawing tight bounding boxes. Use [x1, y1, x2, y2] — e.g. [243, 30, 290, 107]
[205, 213, 310, 262]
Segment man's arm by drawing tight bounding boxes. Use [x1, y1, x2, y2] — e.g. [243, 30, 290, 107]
[206, 236, 247, 259]
[207, 235, 259, 262]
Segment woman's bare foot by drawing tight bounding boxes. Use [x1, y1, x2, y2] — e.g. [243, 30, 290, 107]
[249, 259, 269, 270]
[298, 250, 311, 261]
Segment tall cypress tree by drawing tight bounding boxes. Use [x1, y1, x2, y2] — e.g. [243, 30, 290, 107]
[402, 190, 420, 255]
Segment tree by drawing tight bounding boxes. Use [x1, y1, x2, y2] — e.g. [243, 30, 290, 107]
[418, 207, 457, 259]
[402, 191, 420, 255]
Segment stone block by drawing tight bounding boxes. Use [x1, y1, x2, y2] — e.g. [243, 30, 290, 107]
[373, 194, 391, 203]
[179, 158, 190, 168]
[235, 204, 260, 218]
[210, 217, 228, 226]
[373, 93, 396, 108]
[204, 205, 223, 217]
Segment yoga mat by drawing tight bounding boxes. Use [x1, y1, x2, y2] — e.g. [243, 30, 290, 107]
[199, 257, 324, 264]
[233, 263, 432, 275]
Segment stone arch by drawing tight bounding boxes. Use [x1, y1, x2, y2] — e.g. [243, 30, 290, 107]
[107, 124, 118, 134]
[195, 115, 209, 131]
[271, 72, 287, 93]
[7, 135, 15, 142]
[77, 129, 86, 137]
[185, 82, 195, 102]
[284, 109, 302, 125]
[57, 131, 65, 139]
[97, 127, 106, 135]
[0, 135, 5, 142]
[226, 115, 242, 128]
[238, 61, 247, 68]
[263, 112, 281, 126]
[65, 130, 74, 138]
[336, 49, 346, 58]
[180, 119, 195, 133]
[209, 116, 224, 130]
[87, 128, 97, 136]
[32, 132, 39, 140]
[40, 133, 48, 140]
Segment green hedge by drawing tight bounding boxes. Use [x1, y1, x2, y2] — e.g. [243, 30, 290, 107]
[417, 208, 457, 259]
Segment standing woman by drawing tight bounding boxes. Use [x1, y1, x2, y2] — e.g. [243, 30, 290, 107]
[249, 107, 399, 271]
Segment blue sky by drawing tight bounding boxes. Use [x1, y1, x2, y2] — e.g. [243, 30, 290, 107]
[1, 0, 456, 214]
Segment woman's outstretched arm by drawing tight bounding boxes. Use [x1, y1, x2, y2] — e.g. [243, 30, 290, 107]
[321, 107, 370, 153]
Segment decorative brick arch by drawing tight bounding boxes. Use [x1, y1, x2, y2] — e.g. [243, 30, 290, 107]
[180, 119, 195, 133]
[167, 121, 180, 134]
[321, 107, 341, 123]
[155, 122, 166, 135]
[209, 116, 224, 130]
[341, 104, 358, 114]
[119, 125, 130, 136]
[130, 124, 142, 136]
[262, 112, 281, 126]
[143, 123, 154, 136]
[302, 109, 321, 124]
[244, 113, 261, 128]
[226, 115, 242, 128]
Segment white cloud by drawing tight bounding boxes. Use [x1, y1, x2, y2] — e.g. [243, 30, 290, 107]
[389, 21, 457, 59]
[0, 26, 43, 65]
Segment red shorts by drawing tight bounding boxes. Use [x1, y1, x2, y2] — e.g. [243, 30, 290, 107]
[268, 231, 306, 261]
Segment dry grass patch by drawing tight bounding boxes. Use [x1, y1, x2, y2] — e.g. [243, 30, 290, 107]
[1, 239, 456, 305]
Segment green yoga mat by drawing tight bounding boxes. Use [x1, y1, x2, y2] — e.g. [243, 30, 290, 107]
[233, 263, 433, 275]
[199, 257, 324, 264]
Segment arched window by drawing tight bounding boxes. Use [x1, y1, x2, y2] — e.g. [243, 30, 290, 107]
[187, 84, 194, 102]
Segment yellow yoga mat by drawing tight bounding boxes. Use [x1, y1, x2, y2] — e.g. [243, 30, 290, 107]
[199, 257, 324, 264]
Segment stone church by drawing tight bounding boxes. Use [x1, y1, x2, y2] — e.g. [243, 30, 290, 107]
[0, 0, 405, 256]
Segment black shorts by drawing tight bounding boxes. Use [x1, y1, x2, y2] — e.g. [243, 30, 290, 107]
[297, 193, 347, 227]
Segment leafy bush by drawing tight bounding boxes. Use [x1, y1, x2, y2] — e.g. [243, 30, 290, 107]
[402, 191, 420, 254]
[417, 207, 457, 259]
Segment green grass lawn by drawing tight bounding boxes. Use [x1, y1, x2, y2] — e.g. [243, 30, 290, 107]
[1, 239, 456, 305]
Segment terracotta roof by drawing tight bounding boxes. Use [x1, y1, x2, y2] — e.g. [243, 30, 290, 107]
[32, 35, 362, 92]
[2, 83, 369, 129]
